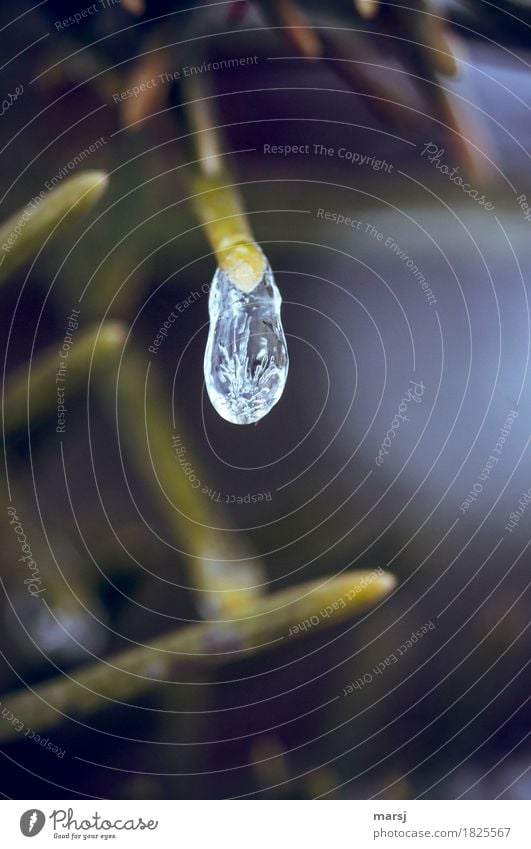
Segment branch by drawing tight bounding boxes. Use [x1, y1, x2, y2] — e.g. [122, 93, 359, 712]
[0, 570, 395, 741]
[4, 322, 126, 434]
[0, 171, 108, 286]
[97, 350, 267, 618]
[184, 76, 265, 293]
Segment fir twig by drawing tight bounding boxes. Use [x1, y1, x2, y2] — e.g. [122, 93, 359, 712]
[0, 570, 395, 741]
[184, 76, 266, 293]
[0, 172, 108, 286]
[4, 322, 126, 434]
[97, 348, 267, 619]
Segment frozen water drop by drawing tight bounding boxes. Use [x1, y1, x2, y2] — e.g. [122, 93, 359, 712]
[204, 259, 289, 425]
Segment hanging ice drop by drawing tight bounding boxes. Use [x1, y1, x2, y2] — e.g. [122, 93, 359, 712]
[204, 259, 289, 425]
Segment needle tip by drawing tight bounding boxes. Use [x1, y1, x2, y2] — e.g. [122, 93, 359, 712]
[221, 242, 266, 293]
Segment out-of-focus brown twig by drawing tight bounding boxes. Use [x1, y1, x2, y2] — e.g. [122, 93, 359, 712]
[318, 27, 415, 130]
[354, 0, 380, 21]
[122, 0, 146, 15]
[264, 0, 323, 58]
[119, 50, 173, 130]
[385, 4, 489, 179]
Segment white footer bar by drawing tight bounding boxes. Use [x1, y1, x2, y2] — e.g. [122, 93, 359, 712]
[3, 799, 528, 848]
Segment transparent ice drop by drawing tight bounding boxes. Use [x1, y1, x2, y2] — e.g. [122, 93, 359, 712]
[204, 259, 289, 425]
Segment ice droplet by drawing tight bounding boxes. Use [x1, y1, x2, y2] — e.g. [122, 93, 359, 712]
[204, 260, 289, 425]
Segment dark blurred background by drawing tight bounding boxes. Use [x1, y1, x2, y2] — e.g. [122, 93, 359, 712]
[0, 0, 530, 800]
